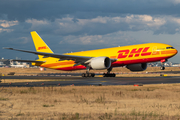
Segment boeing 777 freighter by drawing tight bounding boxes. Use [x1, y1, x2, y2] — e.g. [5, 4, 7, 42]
[4, 31, 178, 77]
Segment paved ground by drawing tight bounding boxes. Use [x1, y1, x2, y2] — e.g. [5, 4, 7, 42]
[1, 75, 180, 87]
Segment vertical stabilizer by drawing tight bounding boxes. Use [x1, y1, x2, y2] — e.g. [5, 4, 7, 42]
[31, 31, 53, 59]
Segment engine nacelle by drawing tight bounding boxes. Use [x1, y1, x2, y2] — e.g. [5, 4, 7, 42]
[126, 63, 147, 71]
[90, 57, 111, 70]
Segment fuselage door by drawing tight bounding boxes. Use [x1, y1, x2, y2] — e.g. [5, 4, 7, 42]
[152, 46, 157, 55]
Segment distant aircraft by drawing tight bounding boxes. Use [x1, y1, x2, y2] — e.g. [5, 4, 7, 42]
[10, 64, 25, 68]
[4, 31, 178, 77]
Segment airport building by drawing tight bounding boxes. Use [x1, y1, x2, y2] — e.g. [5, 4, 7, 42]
[0, 58, 31, 68]
[0, 58, 10, 67]
[10, 60, 30, 68]
[147, 62, 180, 67]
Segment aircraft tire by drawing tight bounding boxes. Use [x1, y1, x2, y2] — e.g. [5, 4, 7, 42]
[82, 73, 86, 77]
[112, 73, 116, 77]
[160, 66, 165, 70]
[91, 73, 95, 77]
[82, 73, 95, 77]
[103, 73, 116, 77]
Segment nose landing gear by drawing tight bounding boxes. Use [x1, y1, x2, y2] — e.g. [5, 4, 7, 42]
[160, 65, 165, 70]
[160, 59, 167, 70]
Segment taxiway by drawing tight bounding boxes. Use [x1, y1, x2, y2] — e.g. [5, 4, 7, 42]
[1, 75, 180, 87]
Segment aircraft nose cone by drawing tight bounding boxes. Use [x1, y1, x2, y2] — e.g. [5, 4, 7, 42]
[175, 49, 178, 55]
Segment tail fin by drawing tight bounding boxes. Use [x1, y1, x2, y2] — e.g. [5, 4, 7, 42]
[31, 31, 53, 59]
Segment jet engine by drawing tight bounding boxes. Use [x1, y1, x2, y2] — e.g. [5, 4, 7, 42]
[126, 63, 147, 71]
[90, 57, 111, 70]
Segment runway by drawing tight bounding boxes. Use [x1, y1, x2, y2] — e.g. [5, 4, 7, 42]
[1, 75, 180, 87]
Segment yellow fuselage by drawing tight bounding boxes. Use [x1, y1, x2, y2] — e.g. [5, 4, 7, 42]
[33, 43, 177, 71]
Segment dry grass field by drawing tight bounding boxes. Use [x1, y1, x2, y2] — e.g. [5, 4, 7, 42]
[1, 84, 180, 120]
[0, 67, 180, 119]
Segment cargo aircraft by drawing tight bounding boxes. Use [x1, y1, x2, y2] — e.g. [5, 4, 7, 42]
[4, 31, 178, 77]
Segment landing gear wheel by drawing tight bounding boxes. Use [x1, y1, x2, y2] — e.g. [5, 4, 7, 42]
[103, 67, 116, 77]
[82, 73, 95, 77]
[82, 66, 95, 77]
[112, 73, 116, 77]
[82, 73, 86, 77]
[91, 73, 95, 77]
[160, 66, 165, 70]
[160, 59, 167, 70]
[103, 73, 116, 77]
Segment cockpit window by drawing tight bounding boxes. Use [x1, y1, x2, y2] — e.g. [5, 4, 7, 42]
[166, 47, 175, 49]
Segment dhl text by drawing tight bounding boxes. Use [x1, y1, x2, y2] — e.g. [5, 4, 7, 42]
[117, 47, 152, 58]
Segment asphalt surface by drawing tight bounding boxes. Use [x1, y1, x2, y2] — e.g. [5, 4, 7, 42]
[13, 70, 180, 76]
[1, 75, 180, 87]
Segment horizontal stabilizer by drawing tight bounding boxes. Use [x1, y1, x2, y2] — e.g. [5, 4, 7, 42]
[10, 59, 45, 63]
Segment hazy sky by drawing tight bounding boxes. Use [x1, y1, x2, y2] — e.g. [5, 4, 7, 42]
[0, 0, 180, 62]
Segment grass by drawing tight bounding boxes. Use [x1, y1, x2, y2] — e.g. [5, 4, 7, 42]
[0, 67, 180, 119]
[0, 97, 9, 101]
[19, 87, 37, 94]
[1, 84, 180, 119]
[43, 104, 54, 107]
[16, 113, 24, 116]
[98, 113, 113, 120]
[95, 94, 106, 103]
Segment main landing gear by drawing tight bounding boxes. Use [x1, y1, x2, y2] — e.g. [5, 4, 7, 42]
[103, 67, 116, 77]
[81, 67, 116, 77]
[82, 67, 95, 77]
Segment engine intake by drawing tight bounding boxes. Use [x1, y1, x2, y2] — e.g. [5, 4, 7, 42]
[90, 57, 111, 70]
[126, 63, 147, 71]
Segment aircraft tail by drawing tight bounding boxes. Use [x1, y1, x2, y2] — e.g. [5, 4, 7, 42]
[31, 31, 53, 59]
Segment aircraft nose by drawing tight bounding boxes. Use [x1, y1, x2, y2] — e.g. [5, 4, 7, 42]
[175, 49, 178, 55]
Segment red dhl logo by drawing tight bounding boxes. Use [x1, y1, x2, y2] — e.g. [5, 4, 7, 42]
[117, 47, 151, 58]
[37, 46, 48, 50]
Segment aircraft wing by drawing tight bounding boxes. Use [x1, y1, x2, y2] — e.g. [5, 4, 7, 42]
[4, 47, 117, 65]
[4, 47, 92, 63]
[10, 59, 45, 63]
